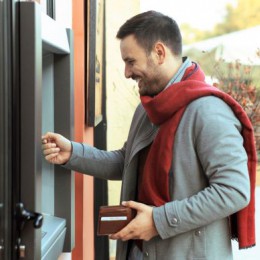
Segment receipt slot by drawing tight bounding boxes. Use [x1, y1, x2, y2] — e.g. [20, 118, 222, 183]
[19, 2, 74, 259]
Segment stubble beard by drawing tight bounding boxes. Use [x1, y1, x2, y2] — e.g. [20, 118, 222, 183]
[138, 56, 165, 97]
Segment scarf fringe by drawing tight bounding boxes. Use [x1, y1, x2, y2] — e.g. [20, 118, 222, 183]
[231, 236, 256, 249]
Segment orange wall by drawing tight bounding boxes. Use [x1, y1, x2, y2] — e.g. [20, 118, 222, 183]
[72, 0, 94, 259]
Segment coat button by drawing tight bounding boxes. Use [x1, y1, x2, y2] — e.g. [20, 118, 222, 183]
[195, 230, 202, 236]
[172, 217, 178, 224]
[144, 251, 149, 257]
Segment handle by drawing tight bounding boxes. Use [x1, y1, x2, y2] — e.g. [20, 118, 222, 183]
[16, 203, 43, 230]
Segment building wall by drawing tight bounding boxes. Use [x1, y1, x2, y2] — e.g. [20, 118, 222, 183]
[72, 0, 95, 259]
[105, 0, 140, 202]
[105, 0, 141, 258]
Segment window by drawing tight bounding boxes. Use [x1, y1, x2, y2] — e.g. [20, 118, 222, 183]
[35, 0, 56, 18]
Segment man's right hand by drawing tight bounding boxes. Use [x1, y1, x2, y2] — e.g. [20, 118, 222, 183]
[42, 132, 72, 165]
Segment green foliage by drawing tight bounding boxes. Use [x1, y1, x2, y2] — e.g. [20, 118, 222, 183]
[215, 0, 260, 34]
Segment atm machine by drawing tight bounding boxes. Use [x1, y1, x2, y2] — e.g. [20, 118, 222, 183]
[17, 2, 74, 259]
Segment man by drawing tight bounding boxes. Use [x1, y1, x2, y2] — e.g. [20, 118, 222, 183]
[42, 11, 256, 260]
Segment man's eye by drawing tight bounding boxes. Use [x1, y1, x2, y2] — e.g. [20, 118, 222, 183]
[128, 60, 134, 66]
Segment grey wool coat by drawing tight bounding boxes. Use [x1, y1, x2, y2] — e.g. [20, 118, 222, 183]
[64, 96, 250, 260]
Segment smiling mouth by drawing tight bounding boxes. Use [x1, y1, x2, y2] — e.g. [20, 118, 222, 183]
[132, 77, 141, 86]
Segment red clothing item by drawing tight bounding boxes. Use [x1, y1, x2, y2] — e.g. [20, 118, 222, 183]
[139, 64, 257, 249]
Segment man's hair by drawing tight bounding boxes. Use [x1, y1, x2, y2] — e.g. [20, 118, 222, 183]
[116, 11, 182, 56]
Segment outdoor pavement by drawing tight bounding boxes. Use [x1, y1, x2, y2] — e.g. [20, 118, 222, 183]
[232, 187, 260, 260]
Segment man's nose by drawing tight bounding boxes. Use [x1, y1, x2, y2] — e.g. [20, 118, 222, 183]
[124, 66, 132, 79]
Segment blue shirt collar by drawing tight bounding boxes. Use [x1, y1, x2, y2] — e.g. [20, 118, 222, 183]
[164, 57, 192, 90]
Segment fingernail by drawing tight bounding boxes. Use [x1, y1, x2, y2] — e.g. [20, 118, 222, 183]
[122, 201, 126, 205]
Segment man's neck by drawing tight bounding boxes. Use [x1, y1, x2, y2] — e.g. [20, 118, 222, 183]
[164, 57, 192, 90]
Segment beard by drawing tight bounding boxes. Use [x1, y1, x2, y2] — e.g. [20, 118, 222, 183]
[138, 56, 166, 96]
[138, 83, 156, 96]
[137, 73, 165, 97]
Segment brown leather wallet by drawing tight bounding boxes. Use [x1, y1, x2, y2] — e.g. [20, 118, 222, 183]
[97, 205, 136, 235]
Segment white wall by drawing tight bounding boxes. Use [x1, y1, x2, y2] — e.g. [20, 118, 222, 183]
[105, 1, 140, 258]
[55, 0, 72, 29]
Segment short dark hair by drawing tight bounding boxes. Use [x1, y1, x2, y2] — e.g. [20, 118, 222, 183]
[116, 11, 182, 56]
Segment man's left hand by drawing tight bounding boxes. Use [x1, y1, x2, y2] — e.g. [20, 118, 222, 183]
[109, 200, 158, 241]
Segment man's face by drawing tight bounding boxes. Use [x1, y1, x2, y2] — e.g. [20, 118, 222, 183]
[120, 34, 165, 96]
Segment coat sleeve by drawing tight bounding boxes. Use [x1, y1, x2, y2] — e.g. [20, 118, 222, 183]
[153, 96, 250, 239]
[62, 141, 126, 180]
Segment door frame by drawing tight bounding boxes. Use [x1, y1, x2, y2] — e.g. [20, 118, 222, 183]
[0, 0, 21, 259]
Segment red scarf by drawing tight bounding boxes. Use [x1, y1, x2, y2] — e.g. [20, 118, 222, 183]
[139, 64, 256, 249]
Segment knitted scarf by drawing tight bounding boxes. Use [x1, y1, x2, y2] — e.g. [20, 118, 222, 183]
[139, 64, 257, 249]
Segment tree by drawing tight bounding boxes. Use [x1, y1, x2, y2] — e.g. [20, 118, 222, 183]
[181, 0, 260, 44]
[214, 0, 260, 35]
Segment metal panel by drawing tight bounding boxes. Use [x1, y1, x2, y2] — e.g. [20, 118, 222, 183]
[42, 53, 55, 215]
[54, 29, 75, 251]
[1, 0, 24, 258]
[20, 1, 75, 258]
[0, 1, 5, 258]
[0, 1, 10, 259]
[20, 2, 42, 259]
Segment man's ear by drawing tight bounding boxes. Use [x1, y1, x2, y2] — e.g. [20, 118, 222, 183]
[154, 42, 166, 64]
